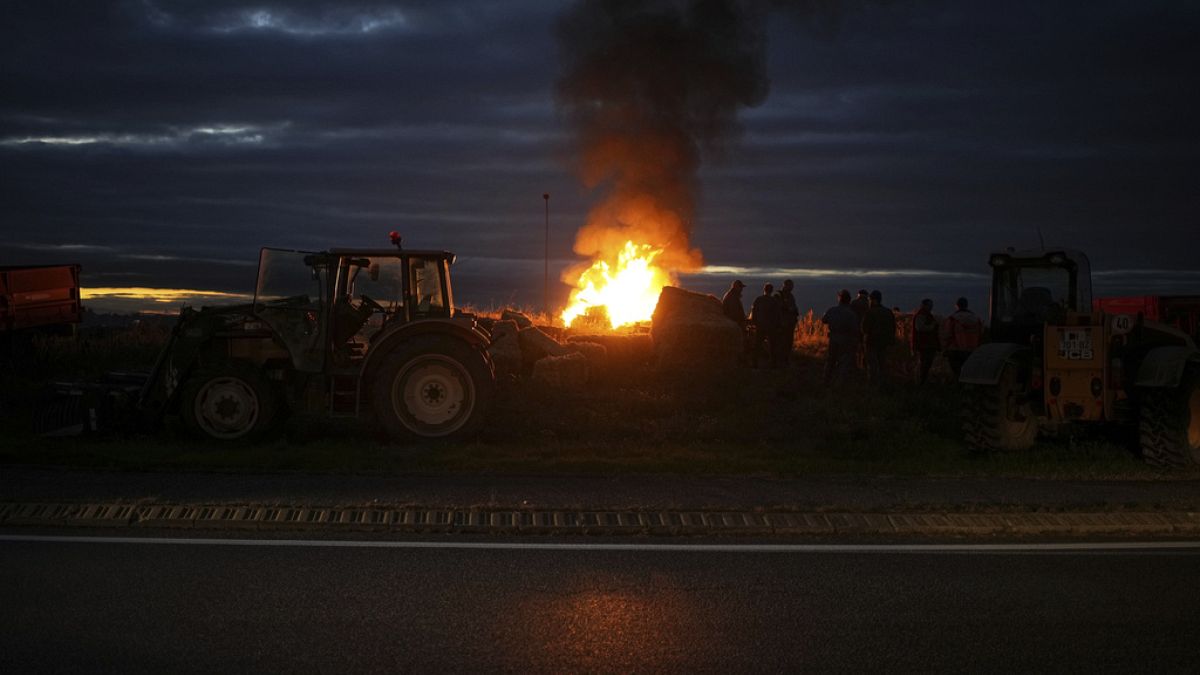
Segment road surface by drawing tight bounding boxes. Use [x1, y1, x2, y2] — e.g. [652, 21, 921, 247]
[2, 533, 1197, 673]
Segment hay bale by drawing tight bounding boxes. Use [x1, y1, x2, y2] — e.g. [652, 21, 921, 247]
[501, 309, 534, 329]
[518, 325, 572, 362]
[566, 333, 653, 371]
[650, 286, 742, 373]
[566, 340, 607, 376]
[486, 320, 521, 378]
[490, 319, 519, 341]
[531, 352, 589, 388]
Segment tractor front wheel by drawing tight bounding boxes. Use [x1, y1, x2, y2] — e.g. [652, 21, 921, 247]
[371, 337, 494, 441]
[180, 362, 279, 442]
[963, 364, 1038, 453]
[1138, 368, 1200, 468]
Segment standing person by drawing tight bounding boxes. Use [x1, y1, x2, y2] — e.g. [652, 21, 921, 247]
[821, 289, 860, 387]
[862, 290, 897, 389]
[749, 283, 781, 368]
[943, 297, 983, 379]
[850, 289, 870, 321]
[722, 279, 749, 364]
[774, 279, 799, 367]
[721, 280, 747, 326]
[911, 299, 940, 385]
[850, 289, 870, 368]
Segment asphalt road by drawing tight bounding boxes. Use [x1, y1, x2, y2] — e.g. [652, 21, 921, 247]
[2, 534, 1198, 673]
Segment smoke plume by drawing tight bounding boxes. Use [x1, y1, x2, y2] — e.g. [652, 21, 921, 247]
[555, 0, 773, 275]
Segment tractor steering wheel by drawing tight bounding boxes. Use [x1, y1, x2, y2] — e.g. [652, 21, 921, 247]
[359, 294, 385, 313]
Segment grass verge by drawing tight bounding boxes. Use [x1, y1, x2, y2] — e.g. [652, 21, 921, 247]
[1, 364, 1189, 479]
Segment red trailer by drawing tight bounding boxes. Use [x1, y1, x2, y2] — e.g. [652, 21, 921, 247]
[1094, 295, 1200, 342]
[0, 264, 83, 334]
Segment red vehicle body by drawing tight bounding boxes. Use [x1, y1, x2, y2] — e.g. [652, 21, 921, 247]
[1094, 295, 1200, 342]
[0, 264, 83, 334]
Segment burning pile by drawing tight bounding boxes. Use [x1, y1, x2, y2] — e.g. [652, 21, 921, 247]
[554, 0, 769, 330]
[560, 241, 673, 329]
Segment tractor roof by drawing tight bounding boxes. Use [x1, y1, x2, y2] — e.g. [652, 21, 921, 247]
[326, 248, 456, 260]
[989, 248, 1092, 270]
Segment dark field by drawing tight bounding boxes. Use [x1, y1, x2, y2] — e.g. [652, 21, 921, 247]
[0, 321, 1187, 479]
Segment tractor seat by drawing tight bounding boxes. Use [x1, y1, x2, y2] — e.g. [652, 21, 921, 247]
[332, 298, 372, 345]
[1018, 287, 1053, 315]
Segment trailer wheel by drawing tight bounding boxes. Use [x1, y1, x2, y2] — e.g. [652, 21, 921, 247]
[371, 336, 494, 441]
[1138, 368, 1200, 468]
[180, 362, 279, 442]
[963, 363, 1038, 453]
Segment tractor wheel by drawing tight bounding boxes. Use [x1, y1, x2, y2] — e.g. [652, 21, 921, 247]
[1138, 368, 1200, 468]
[962, 364, 1038, 452]
[180, 362, 279, 442]
[371, 336, 494, 441]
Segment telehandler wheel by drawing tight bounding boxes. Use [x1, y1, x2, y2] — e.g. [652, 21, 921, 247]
[180, 362, 280, 442]
[1138, 368, 1200, 468]
[962, 364, 1038, 453]
[371, 336, 494, 441]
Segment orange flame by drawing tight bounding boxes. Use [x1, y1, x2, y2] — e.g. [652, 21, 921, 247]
[560, 240, 676, 329]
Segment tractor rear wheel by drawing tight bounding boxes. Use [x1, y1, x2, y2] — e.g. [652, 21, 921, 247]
[371, 336, 494, 441]
[1138, 368, 1200, 468]
[963, 363, 1038, 452]
[180, 362, 279, 442]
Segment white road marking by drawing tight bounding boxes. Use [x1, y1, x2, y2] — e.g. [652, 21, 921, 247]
[1, 534, 1199, 553]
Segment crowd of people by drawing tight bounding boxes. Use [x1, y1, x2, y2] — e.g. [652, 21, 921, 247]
[720, 279, 985, 388]
[721, 279, 799, 369]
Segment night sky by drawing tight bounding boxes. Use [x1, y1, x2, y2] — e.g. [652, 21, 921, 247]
[3, 0, 1198, 317]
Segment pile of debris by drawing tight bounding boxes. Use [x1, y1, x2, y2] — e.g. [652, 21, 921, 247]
[485, 310, 631, 388]
[483, 287, 737, 388]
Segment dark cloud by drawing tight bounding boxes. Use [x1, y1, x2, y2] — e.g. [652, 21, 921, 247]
[2, 0, 1198, 315]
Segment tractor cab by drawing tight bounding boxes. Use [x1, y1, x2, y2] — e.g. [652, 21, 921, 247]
[252, 244, 457, 373]
[987, 248, 1093, 346]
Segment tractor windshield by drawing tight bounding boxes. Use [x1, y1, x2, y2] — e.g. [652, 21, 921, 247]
[994, 265, 1073, 325]
[254, 248, 327, 372]
[409, 257, 449, 318]
[255, 249, 323, 309]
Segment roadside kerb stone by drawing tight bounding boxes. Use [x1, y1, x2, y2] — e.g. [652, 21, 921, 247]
[74, 504, 136, 527]
[6, 503, 72, 526]
[827, 513, 888, 534]
[3, 502, 1200, 537]
[944, 514, 1008, 534]
[1159, 512, 1200, 532]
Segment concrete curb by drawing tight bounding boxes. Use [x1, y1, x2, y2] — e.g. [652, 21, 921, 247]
[3, 501, 1200, 537]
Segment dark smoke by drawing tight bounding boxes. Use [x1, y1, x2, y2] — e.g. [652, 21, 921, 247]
[555, 0, 894, 286]
[554, 0, 773, 273]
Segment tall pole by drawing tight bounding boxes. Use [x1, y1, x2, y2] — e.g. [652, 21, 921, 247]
[543, 193, 550, 320]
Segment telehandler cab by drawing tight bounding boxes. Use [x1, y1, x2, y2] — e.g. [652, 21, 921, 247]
[961, 248, 1200, 467]
[132, 234, 495, 442]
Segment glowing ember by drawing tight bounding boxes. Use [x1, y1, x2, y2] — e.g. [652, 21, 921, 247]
[561, 240, 675, 329]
